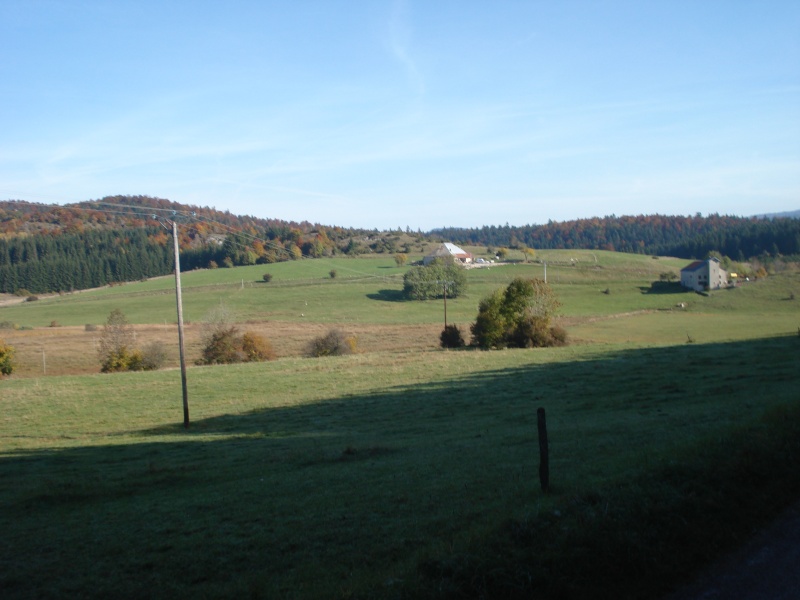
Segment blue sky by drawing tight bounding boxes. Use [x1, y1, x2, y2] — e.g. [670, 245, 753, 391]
[1, 1, 798, 230]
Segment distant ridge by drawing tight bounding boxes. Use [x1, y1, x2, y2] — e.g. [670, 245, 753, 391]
[434, 213, 800, 260]
[4, 196, 800, 295]
[755, 209, 800, 219]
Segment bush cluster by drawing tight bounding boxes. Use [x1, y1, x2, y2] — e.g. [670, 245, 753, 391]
[306, 329, 357, 358]
[101, 348, 144, 373]
[100, 342, 168, 373]
[471, 277, 567, 349]
[98, 309, 168, 373]
[197, 326, 276, 365]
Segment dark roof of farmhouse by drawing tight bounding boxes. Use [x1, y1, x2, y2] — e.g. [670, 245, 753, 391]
[681, 257, 720, 272]
[682, 260, 704, 272]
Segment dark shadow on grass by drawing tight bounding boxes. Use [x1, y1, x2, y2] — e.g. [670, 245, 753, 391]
[639, 281, 690, 294]
[1, 335, 799, 599]
[366, 289, 406, 302]
[137, 335, 799, 439]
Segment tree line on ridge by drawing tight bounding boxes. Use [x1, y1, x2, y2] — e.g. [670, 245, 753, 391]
[2, 196, 798, 295]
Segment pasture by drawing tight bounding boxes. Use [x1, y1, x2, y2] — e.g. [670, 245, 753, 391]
[1, 251, 799, 598]
[2, 250, 797, 376]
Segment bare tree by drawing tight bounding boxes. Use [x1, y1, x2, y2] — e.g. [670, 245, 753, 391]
[98, 309, 137, 372]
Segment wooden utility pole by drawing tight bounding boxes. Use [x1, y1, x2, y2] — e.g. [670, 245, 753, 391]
[435, 279, 454, 328]
[171, 220, 190, 428]
[443, 282, 448, 327]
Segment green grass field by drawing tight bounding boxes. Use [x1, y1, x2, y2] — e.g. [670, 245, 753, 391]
[1, 252, 799, 598]
[2, 250, 796, 330]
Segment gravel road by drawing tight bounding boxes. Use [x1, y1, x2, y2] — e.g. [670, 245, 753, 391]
[665, 499, 800, 599]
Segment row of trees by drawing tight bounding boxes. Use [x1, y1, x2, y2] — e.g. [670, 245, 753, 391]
[0, 229, 173, 294]
[435, 214, 800, 260]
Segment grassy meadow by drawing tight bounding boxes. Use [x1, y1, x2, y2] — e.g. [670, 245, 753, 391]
[1, 251, 799, 598]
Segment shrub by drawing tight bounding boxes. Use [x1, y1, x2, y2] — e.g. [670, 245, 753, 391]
[198, 325, 243, 365]
[14, 289, 31, 297]
[329, 269, 338, 279]
[306, 329, 356, 358]
[100, 347, 139, 373]
[208, 260, 218, 269]
[508, 315, 551, 348]
[125, 349, 145, 371]
[0, 339, 15, 377]
[262, 273, 273, 282]
[197, 305, 238, 365]
[394, 253, 408, 267]
[470, 289, 508, 349]
[471, 277, 565, 349]
[25, 295, 39, 302]
[440, 324, 465, 349]
[241, 332, 276, 362]
[49, 320, 61, 328]
[549, 324, 569, 346]
[197, 328, 276, 365]
[196, 303, 274, 365]
[140, 341, 168, 371]
[85, 324, 98, 332]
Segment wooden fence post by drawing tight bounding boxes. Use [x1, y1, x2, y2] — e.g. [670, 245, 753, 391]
[537, 407, 549, 493]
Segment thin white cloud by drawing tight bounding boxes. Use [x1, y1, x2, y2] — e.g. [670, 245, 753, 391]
[388, 0, 425, 94]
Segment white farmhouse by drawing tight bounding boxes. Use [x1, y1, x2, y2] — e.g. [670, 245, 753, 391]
[423, 243, 474, 265]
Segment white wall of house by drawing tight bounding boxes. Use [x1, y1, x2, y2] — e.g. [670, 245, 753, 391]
[707, 259, 727, 289]
[681, 258, 728, 291]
